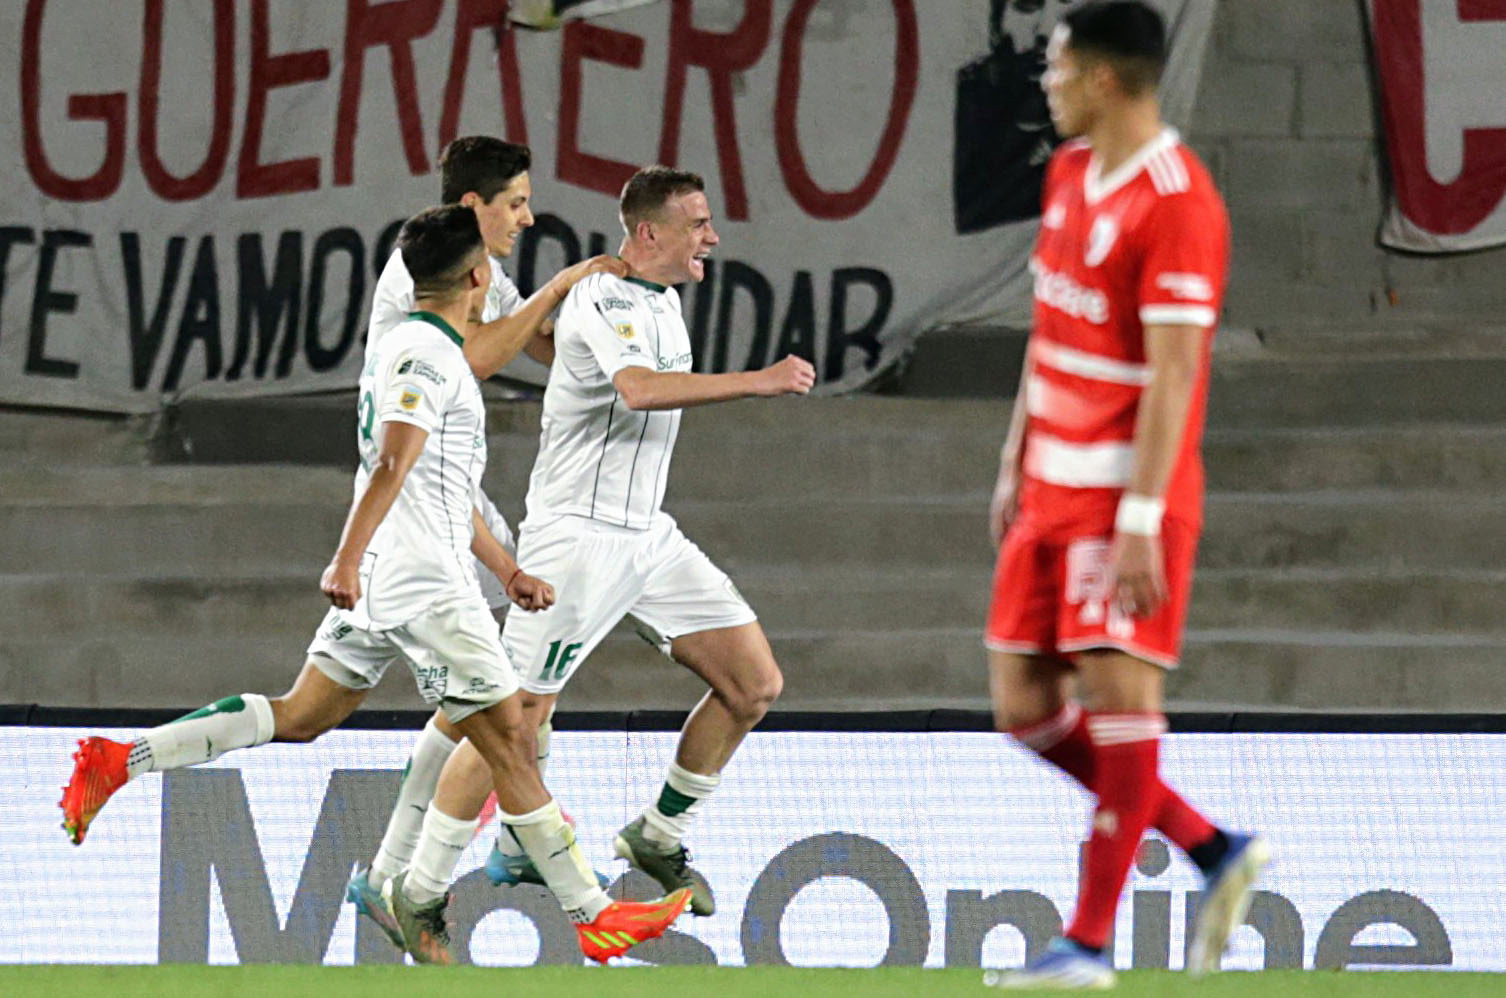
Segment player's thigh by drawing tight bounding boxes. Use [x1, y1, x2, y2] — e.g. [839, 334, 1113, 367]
[503, 517, 643, 695]
[669, 621, 782, 711]
[396, 597, 521, 725]
[1072, 648, 1166, 713]
[283, 609, 393, 740]
[985, 522, 1061, 658]
[988, 650, 1076, 730]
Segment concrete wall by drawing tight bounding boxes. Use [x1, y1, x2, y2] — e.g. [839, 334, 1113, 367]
[1189, 0, 1506, 329]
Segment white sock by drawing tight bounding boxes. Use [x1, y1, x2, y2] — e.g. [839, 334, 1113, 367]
[126, 694, 274, 778]
[641, 761, 721, 850]
[369, 717, 459, 888]
[503, 799, 609, 922]
[404, 806, 478, 905]
[495, 719, 552, 860]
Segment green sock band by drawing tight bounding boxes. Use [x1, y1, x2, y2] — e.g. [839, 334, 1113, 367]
[170, 695, 247, 724]
[655, 783, 698, 818]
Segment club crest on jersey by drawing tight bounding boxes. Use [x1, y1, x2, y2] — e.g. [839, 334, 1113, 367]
[1084, 215, 1119, 267]
[400, 390, 421, 411]
[615, 321, 635, 340]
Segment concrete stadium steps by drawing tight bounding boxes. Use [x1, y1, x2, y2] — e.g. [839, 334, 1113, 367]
[0, 409, 153, 465]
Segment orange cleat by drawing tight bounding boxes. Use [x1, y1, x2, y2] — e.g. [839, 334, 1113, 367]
[576, 887, 692, 964]
[59, 736, 132, 845]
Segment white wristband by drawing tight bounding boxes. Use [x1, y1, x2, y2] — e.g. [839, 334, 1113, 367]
[1115, 494, 1164, 536]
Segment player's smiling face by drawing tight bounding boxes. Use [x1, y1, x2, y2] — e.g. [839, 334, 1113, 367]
[658, 190, 718, 284]
[466, 171, 534, 259]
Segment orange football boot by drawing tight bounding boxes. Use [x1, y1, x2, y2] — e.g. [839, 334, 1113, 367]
[575, 888, 692, 964]
[59, 736, 132, 845]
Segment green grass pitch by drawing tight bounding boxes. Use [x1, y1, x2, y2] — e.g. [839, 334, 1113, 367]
[2, 966, 1503, 998]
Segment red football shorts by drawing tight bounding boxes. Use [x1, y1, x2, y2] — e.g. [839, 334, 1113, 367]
[984, 515, 1200, 669]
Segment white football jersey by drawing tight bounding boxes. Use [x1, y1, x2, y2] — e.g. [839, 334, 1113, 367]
[368, 249, 523, 354]
[525, 273, 693, 529]
[351, 312, 488, 629]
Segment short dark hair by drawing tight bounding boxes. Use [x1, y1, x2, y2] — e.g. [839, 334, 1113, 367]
[438, 136, 531, 205]
[619, 166, 706, 231]
[1062, 1, 1166, 96]
[398, 204, 485, 298]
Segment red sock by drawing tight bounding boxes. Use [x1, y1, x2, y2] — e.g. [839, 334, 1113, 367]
[1063, 712, 1166, 950]
[1010, 703, 1216, 855]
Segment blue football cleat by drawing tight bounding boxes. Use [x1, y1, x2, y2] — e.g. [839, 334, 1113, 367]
[1187, 832, 1272, 976]
[984, 937, 1116, 990]
[484, 837, 610, 890]
[346, 865, 405, 950]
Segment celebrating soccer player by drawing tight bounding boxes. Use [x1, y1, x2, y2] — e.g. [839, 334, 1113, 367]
[983, 3, 1269, 989]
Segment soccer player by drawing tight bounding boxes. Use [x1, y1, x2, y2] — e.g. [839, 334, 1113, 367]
[983, 4, 1268, 989]
[383, 165, 815, 938]
[346, 136, 625, 941]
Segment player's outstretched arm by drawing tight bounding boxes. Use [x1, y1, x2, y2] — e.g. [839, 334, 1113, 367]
[321, 421, 428, 609]
[613, 354, 816, 412]
[465, 256, 628, 379]
[469, 506, 555, 612]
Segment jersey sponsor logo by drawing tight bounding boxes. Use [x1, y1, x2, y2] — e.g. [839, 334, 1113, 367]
[1084, 215, 1119, 267]
[1031, 260, 1110, 325]
[615, 321, 635, 340]
[599, 296, 633, 312]
[400, 389, 421, 411]
[1154, 271, 1214, 302]
[1042, 202, 1066, 230]
[624, 343, 644, 355]
[397, 357, 446, 385]
[657, 351, 694, 372]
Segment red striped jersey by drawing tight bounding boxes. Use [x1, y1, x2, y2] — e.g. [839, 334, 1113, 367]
[1020, 128, 1229, 531]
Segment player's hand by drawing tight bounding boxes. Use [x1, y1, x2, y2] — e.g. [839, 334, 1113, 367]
[507, 572, 556, 612]
[538, 317, 555, 339]
[549, 255, 629, 301]
[753, 355, 816, 397]
[989, 471, 1020, 548]
[320, 559, 361, 610]
[1108, 531, 1167, 619]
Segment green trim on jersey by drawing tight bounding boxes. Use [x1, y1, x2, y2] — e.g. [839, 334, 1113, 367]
[408, 311, 464, 347]
[624, 276, 668, 293]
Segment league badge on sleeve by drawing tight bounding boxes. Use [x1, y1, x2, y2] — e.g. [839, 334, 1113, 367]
[400, 390, 422, 411]
[615, 321, 635, 340]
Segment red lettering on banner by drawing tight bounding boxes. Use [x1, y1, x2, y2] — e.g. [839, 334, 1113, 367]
[557, 21, 644, 198]
[659, 1, 772, 222]
[238, 0, 331, 199]
[441, 0, 529, 148]
[20, 0, 127, 202]
[774, 0, 917, 221]
[1372, 0, 1506, 234]
[139, 0, 235, 201]
[335, 0, 443, 187]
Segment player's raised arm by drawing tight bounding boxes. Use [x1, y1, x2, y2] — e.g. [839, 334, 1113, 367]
[321, 420, 429, 609]
[465, 255, 628, 379]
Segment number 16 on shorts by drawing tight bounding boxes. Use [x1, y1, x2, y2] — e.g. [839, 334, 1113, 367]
[540, 639, 582, 683]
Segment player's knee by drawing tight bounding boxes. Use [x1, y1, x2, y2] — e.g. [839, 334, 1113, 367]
[272, 714, 330, 744]
[726, 663, 782, 723]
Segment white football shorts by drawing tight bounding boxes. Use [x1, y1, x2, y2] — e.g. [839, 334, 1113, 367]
[306, 593, 519, 722]
[502, 512, 757, 695]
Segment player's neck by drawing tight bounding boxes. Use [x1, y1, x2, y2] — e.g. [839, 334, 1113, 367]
[1085, 100, 1165, 177]
[618, 245, 676, 289]
[411, 297, 472, 342]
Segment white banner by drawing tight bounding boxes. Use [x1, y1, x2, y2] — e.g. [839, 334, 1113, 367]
[0, 0, 1214, 413]
[6, 727, 1502, 969]
[1368, 0, 1506, 251]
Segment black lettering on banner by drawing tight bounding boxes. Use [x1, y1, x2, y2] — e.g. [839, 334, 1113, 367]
[740, 832, 929, 966]
[305, 227, 365, 372]
[229, 232, 304, 381]
[122, 232, 188, 390]
[0, 227, 37, 343]
[587, 230, 608, 259]
[826, 266, 891, 381]
[372, 218, 404, 279]
[515, 213, 581, 298]
[158, 768, 401, 964]
[713, 260, 772, 373]
[1182, 886, 1304, 969]
[161, 235, 223, 392]
[688, 258, 717, 372]
[775, 269, 818, 367]
[1132, 838, 1172, 968]
[445, 868, 579, 965]
[944, 889, 1060, 968]
[1313, 889, 1453, 969]
[28, 229, 91, 379]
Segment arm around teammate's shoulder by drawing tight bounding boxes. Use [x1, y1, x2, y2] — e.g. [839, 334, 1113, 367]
[613, 354, 816, 411]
